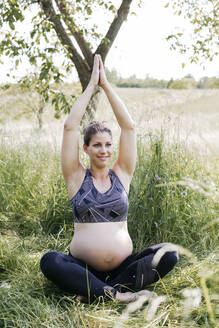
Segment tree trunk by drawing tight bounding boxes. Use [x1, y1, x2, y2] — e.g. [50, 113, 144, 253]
[37, 106, 43, 129]
[35, 99, 45, 129]
[82, 87, 102, 125]
[40, 0, 133, 121]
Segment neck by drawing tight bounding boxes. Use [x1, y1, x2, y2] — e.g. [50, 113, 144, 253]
[89, 166, 110, 179]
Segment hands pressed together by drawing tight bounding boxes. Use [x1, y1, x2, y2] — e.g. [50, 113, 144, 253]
[89, 54, 109, 89]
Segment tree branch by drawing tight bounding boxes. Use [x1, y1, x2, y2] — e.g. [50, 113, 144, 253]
[39, 0, 90, 86]
[95, 0, 133, 61]
[55, 0, 93, 68]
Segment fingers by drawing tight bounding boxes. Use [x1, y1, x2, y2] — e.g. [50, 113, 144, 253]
[92, 54, 108, 88]
[91, 54, 99, 76]
[94, 54, 103, 68]
[98, 54, 104, 72]
[98, 54, 103, 66]
[89, 54, 100, 87]
[96, 54, 108, 88]
[93, 54, 99, 70]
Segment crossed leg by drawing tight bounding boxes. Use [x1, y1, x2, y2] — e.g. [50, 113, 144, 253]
[107, 243, 178, 292]
[40, 243, 178, 302]
[40, 251, 112, 299]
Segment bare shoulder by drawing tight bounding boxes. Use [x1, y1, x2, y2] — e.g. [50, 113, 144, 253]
[65, 165, 86, 200]
[112, 163, 133, 194]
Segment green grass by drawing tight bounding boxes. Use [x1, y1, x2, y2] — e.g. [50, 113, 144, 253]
[0, 88, 219, 327]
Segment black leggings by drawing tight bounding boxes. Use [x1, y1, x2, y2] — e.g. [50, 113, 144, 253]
[40, 243, 178, 300]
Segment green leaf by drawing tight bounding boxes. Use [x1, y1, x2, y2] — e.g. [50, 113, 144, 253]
[86, 7, 92, 15]
[9, 21, 15, 30]
[1, 84, 10, 91]
[30, 31, 36, 39]
[29, 56, 36, 65]
[109, 5, 116, 13]
[54, 112, 61, 119]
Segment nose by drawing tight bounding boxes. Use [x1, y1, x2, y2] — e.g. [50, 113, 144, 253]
[100, 146, 106, 153]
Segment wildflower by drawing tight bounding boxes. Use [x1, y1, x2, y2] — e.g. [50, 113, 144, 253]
[144, 295, 167, 322]
[154, 175, 161, 181]
[181, 288, 202, 317]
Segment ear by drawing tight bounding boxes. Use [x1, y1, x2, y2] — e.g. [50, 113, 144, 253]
[83, 144, 88, 154]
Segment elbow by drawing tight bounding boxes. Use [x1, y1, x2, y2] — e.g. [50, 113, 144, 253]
[130, 120, 136, 131]
[124, 120, 136, 131]
[64, 123, 71, 131]
[64, 120, 78, 131]
[120, 116, 136, 130]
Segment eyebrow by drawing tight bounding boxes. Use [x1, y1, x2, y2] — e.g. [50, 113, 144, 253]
[93, 141, 112, 144]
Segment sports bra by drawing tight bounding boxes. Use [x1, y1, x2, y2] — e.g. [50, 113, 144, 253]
[70, 168, 129, 223]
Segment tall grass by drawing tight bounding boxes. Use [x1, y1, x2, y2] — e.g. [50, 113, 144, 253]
[0, 130, 71, 237]
[129, 133, 218, 252]
[1, 129, 218, 248]
[0, 123, 218, 327]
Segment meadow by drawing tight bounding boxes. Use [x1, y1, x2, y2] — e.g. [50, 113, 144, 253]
[0, 86, 218, 327]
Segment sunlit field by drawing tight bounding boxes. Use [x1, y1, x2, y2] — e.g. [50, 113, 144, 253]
[0, 86, 218, 327]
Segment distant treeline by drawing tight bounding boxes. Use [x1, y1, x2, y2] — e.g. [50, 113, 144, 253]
[106, 68, 219, 89]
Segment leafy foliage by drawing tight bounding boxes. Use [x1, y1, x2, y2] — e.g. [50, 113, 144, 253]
[165, 0, 219, 63]
[0, 0, 218, 119]
[0, 0, 139, 117]
[19, 73, 76, 124]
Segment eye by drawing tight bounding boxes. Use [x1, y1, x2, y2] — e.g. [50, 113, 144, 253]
[106, 143, 112, 147]
[93, 143, 101, 147]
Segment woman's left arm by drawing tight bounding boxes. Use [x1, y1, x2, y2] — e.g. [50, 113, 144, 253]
[98, 55, 136, 180]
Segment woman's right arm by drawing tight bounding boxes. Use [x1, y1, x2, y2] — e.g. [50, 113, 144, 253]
[61, 55, 99, 182]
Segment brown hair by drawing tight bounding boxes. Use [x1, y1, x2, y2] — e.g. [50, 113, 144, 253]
[83, 121, 112, 146]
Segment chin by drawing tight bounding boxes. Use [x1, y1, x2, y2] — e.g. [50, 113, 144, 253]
[96, 161, 109, 168]
[98, 163, 109, 169]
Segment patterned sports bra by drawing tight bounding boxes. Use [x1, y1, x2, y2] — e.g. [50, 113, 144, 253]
[70, 168, 129, 223]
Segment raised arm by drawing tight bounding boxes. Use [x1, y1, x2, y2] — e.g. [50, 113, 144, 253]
[61, 55, 99, 183]
[98, 55, 136, 182]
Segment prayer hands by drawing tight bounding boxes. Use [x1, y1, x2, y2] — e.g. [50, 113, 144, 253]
[89, 54, 100, 88]
[89, 54, 109, 89]
[98, 55, 108, 89]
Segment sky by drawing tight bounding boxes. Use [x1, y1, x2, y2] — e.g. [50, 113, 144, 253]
[106, 0, 219, 80]
[0, 0, 218, 84]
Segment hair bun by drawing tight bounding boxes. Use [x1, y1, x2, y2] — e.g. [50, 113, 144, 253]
[83, 121, 112, 145]
[88, 121, 99, 126]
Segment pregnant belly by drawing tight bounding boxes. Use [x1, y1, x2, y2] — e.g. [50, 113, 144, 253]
[70, 222, 133, 271]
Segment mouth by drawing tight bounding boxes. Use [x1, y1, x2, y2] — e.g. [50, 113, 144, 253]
[97, 156, 109, 161]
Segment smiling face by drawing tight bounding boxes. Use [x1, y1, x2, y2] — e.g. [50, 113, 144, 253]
[83, 132, 113, 168]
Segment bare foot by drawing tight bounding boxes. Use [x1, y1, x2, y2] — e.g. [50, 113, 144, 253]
[115, 290, 156, 303]
[75, 295, 88, 303]
[136, 290, 157, 297]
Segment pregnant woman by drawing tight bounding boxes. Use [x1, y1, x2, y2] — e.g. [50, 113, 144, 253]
[40, 55, 178, 303]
